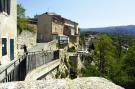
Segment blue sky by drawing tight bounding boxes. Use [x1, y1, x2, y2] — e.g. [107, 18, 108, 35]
[17, 0, 135, 28]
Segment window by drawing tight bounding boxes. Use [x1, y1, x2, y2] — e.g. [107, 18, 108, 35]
[71, 28, 75, 35]
[2, 38, 7, 56]
[0, 0, 11, 15]
[10, 39, 14, 60]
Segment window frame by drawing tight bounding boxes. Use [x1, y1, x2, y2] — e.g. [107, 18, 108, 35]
[2, 38, 7, 56]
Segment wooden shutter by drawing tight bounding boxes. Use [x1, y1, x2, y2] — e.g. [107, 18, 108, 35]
[0, 0, 4, 12]
[2, 38, 7, 56]
[4, 0, 8, 13]
[7, 0, 10, 14]
[0, 0, 2, 12]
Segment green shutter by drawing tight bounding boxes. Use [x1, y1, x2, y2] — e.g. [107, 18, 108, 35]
[2, 38, 7, 56]
[7, 0, 10, 14]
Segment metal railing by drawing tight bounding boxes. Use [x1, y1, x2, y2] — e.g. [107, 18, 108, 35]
[0, 50, 59, 83]
[0, 54, 27, 82]
[26, 51, 54, 73]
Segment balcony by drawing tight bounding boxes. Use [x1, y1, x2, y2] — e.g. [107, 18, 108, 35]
[58, 35, 69, 44]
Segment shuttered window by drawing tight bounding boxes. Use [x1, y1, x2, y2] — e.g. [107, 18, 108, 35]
[7, 0, 10, 14]
[2, 38, 7, 56]
[0, 0, 10, 15]
[0, 0, 4, 12]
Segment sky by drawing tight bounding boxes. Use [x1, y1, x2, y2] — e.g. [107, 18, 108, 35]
[17, 0, 135, 28]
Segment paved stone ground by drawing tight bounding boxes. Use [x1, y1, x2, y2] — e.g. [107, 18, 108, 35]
[28, 43, 49, 52]
[0, 77, 124, 89]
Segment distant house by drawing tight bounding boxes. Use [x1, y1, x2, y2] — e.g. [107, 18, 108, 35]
[0, 0, 17, 65]
[84, 34, 98, 50]
[63, 18, 79, 49]
[36, 12, 79, 49]
[36, 12, 64, 42]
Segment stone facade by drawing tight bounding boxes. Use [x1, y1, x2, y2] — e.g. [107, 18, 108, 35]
[64, 20, 80, 50]
[17, 30, 37, 55]
[37, 12, 64, 42]
[36, 12, 80, 51]
[17, 19, 37, 55]
[0, 0, 17, 65]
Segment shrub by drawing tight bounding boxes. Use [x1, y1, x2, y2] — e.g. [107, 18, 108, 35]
[81, 65, 100, 77]
[17, 18, 36, 34]
[68, 46, 76, 52]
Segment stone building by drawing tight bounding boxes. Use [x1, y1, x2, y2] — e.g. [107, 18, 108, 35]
[63, 19, 79, 50]
[0, 0, 17, 65]
[36, 12, 65, 42]
[36, 12, 79, 50]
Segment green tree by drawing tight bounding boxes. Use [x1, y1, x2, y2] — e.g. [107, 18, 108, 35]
[94, 33, 117, 77]
[17, 4, 36, 34]
[80, 32, 85, 47]
[88, 42, 95, 52]
[81, 65, 100, 77]
[122, 46, 135, 88]
[17, 4, 25, 18]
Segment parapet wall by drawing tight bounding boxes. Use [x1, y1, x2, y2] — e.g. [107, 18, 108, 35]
[0, 77, 124, 89]
[25, 59, 60, 81]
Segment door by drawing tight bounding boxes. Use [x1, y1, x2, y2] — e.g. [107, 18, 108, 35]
[10, 39, 14, 61]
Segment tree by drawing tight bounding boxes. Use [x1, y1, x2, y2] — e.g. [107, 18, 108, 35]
[88, 42, 95, 52]
[17, 4, 35, 34]
[93, 33, 117, 77]
[17, 4, 25, 18]
[122, 46, 135, 88]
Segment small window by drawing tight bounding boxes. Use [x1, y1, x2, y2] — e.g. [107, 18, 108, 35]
[2, 38, 7, 56]
[0, 0, 10, 15]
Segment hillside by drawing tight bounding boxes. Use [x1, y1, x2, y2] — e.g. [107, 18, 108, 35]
[81, 25, 135, 35]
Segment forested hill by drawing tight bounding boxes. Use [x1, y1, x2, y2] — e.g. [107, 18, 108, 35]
[81, 25, 135, 35]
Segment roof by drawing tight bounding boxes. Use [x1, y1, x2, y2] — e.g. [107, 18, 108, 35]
[36, 12, 78, 25]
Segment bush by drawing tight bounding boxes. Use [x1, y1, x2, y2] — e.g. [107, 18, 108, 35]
[17, 18, 36, 34]
[81, 65, 100, 77]
[68, 46, 76, 52]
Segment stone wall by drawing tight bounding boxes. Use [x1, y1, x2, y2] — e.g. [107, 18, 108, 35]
[0, 77, 124, 89]
[42, 68, 58, 80]
[25, 59, 60, 81]
[37, 14, 52, 42]
[52, 22, 64, 35]
[17, 30, 37, 55]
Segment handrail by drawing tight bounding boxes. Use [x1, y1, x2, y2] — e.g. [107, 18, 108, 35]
[0, 50, 59, 82]
[0, 51, 43, 82]
[0, 54, 26, 74]
[0, 54, 27, 82]
[0, 50, 44, 74]
[26, 50, 55, 73]
[25, 59, 60, 81]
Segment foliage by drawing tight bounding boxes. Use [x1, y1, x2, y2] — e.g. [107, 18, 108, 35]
[68, 46, 76, 52]
[81, 65, 100, 77]
[79, 32, 135, 89]
[93, 33, 117, 76]
[17, 4, 36, 34]
[17, 18, 36, 34]
[121, 46, 135, 88]
[17, 4, 25, 18]
[88, 43, 95, 52]
[79, 32, 85, 46]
